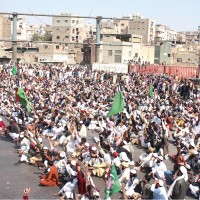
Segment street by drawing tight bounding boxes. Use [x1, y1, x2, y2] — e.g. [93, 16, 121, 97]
[0, 116, 196, 199]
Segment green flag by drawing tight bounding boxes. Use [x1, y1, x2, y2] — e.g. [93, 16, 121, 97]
[149, 83, 153, 98]
[17, 88, 31, 111]
[104, 165, 122, 199]
[107, 91, 124, 117]
[11, 65, 17, 75]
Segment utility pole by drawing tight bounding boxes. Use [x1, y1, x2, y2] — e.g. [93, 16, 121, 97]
[95, 16, 102, 63]
[198, 50, 200, 78]
[12, 12, 18, 64]
[198, 26, 200, 78]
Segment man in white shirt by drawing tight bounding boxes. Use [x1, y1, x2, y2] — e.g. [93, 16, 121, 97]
[150, 156, 167, 180]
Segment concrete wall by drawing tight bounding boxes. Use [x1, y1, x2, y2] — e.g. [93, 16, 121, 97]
[154, 42, 172, 65]
[142, 45, 155, 64]
[0, 15, 11, 40]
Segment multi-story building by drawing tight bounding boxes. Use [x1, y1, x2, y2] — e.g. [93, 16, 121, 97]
[99, 34, 143, 64]
[0, 14, 11, 40]
[26, 24, 51, 41]
[101, 18, 129, 35]
[176, 32, 186, 43]
[128, 15, 155, 44]
[11, 17, 27, 41]
[171, 44, 200, 66]
[38, 43, 75, 64]
[155, 24, 177, 42]
[52, 13, 92, 44]
[184, 31, 199, 44]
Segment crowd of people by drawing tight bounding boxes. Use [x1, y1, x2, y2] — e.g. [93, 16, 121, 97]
[0, 63, 200, 200]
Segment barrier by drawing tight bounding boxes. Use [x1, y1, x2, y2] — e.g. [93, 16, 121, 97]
[129, 65, 199, 78]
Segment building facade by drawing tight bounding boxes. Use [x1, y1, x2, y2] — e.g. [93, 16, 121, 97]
[52, 13, 92, 44]
[128, 15, 155, 44]
[155, 24, 177, 42]
[0, 14, 11, 40]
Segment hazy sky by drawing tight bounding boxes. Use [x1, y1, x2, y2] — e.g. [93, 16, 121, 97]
[1, 0, 199, 31]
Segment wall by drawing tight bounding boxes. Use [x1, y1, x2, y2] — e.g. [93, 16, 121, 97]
[141, 45, 155, 64]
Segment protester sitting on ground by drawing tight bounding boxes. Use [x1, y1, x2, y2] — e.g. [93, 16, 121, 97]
[0, 63, 199, 200]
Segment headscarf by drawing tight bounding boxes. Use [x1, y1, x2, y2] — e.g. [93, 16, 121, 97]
[167, 166, 188, 198]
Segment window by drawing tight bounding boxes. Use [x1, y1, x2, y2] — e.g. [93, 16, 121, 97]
[76, 28, 79, 32]
[129, 51, 132, 57]
[57, 20, 60, 23]
[177, 58, 182, 62]
[56, 36, 60, 39]
[72, 29, 75, 34]
[72, 36, 75, 41]
[65, 36, 69, 38]
[108, 50, 112, 56]
[115, 50, 122, 54]
[115, 55, 121, 63]
[44, 44, 48, 49]
[76, 20, 79, 24]
[121, 23, 124, 26]
[65, 20, 68, 23]
[56, 45, 59, 50]
[72, 20, 75, 24]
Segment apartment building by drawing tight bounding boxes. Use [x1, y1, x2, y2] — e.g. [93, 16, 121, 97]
[26, 24, 51, 41]
[172, 44, 200, 66]
[52, 13, 92, 43]
[101, 18, 129, 34]
[0, 15, 11, 40]
[128, 15, 155, 44]
[184, 31, 199, 44]
[155, 24, 177, 42]
[10, 17, 27, 41]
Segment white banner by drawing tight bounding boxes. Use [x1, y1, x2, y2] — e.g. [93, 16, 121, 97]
[92, 63, 128, 74]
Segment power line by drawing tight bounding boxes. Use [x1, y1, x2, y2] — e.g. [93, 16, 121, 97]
[0, 39, 133, 47]
[0, 12, 132, 20]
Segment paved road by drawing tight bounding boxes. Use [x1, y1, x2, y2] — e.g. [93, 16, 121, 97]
[0, 116, 196, 199]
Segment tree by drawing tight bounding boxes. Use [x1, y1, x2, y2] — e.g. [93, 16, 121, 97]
[31, 32, 52, 42]
[32, 33, 41, 41]
[42, 32, 52, 41]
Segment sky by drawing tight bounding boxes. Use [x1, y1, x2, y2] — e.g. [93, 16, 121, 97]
[0, 0, 199, 31]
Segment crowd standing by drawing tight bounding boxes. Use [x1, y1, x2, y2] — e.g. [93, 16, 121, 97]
[0, 63, 200, 200]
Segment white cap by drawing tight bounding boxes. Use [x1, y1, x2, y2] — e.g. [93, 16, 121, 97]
[60, 152, 66, 158]
[43, 146, 48, 150]
[71, 160, 76, 166]
[158, 156, 164, 161]
[38, 138, 42, 143]
[130, 169, 137, 174]
[91, 146, 97, 151]
[84, 142, 89, 147]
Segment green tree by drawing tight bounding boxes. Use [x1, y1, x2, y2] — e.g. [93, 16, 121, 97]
[42, 32, 52, 41]
[32, 33, 41, 41]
